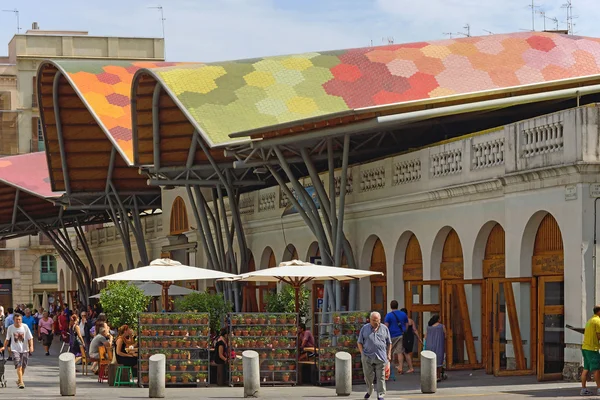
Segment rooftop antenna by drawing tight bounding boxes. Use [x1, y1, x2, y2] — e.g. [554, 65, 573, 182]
[561, 0, 577, 34]
[528, 0, 540, 31]
[382, 36, 394, 45]
[148, 5, 166, 58]
[443, 32, 454, 39]
[456, 23, 471, 37]
[2, 9, 20, 33]
[483, 29, 494, 35]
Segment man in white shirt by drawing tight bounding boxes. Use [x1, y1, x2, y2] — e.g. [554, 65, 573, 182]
[0, 314, 33, 389]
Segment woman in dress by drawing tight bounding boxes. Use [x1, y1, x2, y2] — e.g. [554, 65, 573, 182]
[213, 327, 229, 385]
[115, 325, 138, 375]
[424, 314, 446, 382]
[69, 314, 86, 364]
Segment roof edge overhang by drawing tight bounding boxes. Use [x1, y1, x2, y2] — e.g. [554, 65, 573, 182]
[229, 73, 600, 143]
[244, 76, 600, 149]
[38, 60, 134, 167]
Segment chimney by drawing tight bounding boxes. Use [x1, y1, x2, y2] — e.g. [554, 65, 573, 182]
[32, 22, 39, 30]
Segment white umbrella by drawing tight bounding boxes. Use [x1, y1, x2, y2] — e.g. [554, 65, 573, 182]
[95, 258, 237, 310]
[90, 282, 197, 299]
[228, 259, 383, 311]
[33, 295, 41, 313]
[42, 291, 48, 311]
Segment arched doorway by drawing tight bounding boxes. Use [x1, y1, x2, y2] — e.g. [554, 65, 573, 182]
[117, 263, 124, 273]
[441, 229, 463, 279]
[532, 213, 564, 381]
[402, 233, 426, 363]
[370, 238, 387, 314]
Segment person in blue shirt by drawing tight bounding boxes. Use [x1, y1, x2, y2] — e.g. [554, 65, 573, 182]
[22, 308, 35, 335]
[383, 300, 408, 374]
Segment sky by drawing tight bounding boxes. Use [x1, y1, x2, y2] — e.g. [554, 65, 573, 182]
[0, 0, 599, 62]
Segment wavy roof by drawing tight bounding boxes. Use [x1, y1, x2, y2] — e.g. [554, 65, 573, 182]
[0, 152, 58, 198]
[136, 31, 600, 145]
[40, 60, 183, 164]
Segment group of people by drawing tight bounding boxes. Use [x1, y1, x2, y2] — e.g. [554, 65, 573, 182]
[358, 300, 446, 400]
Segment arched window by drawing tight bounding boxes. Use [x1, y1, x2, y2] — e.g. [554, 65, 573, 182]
[40, 255, 57, 284]
[170, 196, 189, 235]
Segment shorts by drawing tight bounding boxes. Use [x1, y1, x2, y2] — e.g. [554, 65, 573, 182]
[391, 336, 404, 355]
[583, 349, 600, 372]
[12, 352, 29, 369]
[41, 333, 53, 347]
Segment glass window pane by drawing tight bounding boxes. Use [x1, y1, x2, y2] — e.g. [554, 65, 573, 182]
[543, 314, 564, 374]
[544, 281, 564, 306]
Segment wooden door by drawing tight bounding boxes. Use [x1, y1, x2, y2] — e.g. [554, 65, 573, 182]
[370, 238, 387, 313]
[405, 280, 441, 363]
[443, 280, 484, 370]
[490, 278, 536, 376]
[537, 275, 565, 381]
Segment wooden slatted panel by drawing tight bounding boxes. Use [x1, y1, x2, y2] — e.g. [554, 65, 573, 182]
[268, 249, 276, 268]
[403, 234, 423, 281]
[456, 284, 477, 365]
[370, 238, 386, 282]
[503, 281, 526, 370]
[169, 196, 189, 235]
[441, 229, 464, 279]
[483, 224, 505, 278]
[532, 214, 564, 276]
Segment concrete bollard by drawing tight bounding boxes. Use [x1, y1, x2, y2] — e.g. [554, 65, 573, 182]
[149, 354, 166, 398]
[420, 350, 437, 394]
[335, 351, 352, 396]
[242, 350, 260, 398]
[59, 352, 76, 396]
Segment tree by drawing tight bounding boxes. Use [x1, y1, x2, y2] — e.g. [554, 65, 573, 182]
[265, 284, 310, 323]
[174, 291, 232, 334]
[99, 282, 150, 332]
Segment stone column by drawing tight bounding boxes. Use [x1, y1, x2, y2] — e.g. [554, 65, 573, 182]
[242, 350, 260, 398]
[335, 351, 352, 396]
[420, 350, 436, 394]
[149, 354, 166, 398]
[59, 352, 76, 396]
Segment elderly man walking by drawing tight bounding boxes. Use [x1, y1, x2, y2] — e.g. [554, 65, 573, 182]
[358, 311, 392, 400]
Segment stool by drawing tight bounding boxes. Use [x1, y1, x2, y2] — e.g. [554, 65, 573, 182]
[98, 363, 109, 383]
[114, 366, 135, 387]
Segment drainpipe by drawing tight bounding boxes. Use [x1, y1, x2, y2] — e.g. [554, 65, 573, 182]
[593, 197, 600, 305]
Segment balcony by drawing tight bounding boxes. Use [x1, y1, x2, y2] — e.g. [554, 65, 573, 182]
[40, 272, 57, 284]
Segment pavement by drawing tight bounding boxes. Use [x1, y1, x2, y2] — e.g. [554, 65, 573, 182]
[0, 332, 592, 399]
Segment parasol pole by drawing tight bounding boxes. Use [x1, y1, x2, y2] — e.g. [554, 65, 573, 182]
[159, 282, 172, 312]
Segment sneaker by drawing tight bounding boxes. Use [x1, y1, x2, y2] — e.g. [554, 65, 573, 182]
[377, 397, 384, 400]
[45, 352, 49, 356]
[581, 388, 594, 396]
[18, 382, 24, 389]
[364, 394, 371, 399]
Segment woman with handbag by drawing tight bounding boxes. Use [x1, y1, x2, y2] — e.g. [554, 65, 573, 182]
[38, 311, 54, 356]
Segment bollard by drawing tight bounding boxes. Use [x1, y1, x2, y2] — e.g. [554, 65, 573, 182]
[420, 350, 437, 394]
[242, 350, 260, 398]
[335, 351, 352, 396]
[59, 352, 76, 396]
[149, 354, 166, 398]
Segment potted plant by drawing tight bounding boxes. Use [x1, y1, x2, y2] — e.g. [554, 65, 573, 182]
[141, 361, 149, 370]
[268, 314, 277, 324]
[189, 327, 197, 336]
[200, 314, 208, 324]
[168, 363, 177, 372]
[141, 373, 149, 384]
[266, 361, 274, 371]
[257, 314, 266, 324]
[181, 373, 193, 383]
[245, 315, 252, 324]
[178, 363, 188, 372]
[282, 372, 290, 382]
[197, 372, 207, 383]
[333, 313, 341, 324]
[287, 314, 296, 324]
[278, 315, 286, 324]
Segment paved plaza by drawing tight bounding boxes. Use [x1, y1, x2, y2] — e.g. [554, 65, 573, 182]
[0, 334, 589, 399]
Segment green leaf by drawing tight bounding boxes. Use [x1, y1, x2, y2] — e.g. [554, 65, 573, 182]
[99, 282, 151, 332]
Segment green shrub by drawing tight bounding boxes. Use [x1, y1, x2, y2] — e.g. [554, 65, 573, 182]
[174, 291, 232, 334]
[99, 281, 151, 331]
[265, 284, 309, 322]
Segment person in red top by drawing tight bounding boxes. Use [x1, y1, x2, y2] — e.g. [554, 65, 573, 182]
[298, 323, 315, 360]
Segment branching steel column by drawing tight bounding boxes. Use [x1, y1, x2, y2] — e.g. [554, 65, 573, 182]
[192, 186, 220, 271]
[74, 222, 98, 285]
[132, 196, 150, 266]
[210, 190, 225, 270]
[334, 135, 350, 265]
[216, 186, 235, 273]
[11, 189, 19, 228]
[53, 72, 72, 195]
[327, 139, 337, 253]
[106, 194, 135, 270]
[185, 185, 215, 270]
[273, 146, 332, 264]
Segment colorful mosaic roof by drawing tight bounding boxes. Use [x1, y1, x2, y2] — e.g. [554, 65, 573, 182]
[0, 152, 58, 198]
[139, 31, 600, 145]
[43, 60, 183, 164]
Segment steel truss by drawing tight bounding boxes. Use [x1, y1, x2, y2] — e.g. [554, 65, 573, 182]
[6, 197, 111, 307]
[225, 134, 362, 312]
[142, 130, 259, 311]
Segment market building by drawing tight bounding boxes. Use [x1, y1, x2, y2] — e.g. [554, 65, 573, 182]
[3, 31, 600, 380]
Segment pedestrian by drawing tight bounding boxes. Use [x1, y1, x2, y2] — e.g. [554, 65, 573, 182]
[383, 300, 408, 375]
[89, 323, 111, 374]
[38, 311, 54, 356]
[0, 313, 34, 389]
[424, 314, 446, 382]
[79, 310, 92, 352]
[398, 307, 421, 374]
[580, 305, 600, 396]
[21, 309, 35, 336]
[358, 311, 391, 400]
[68, 315, 85, 363]
[4, 308, 14, 361]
